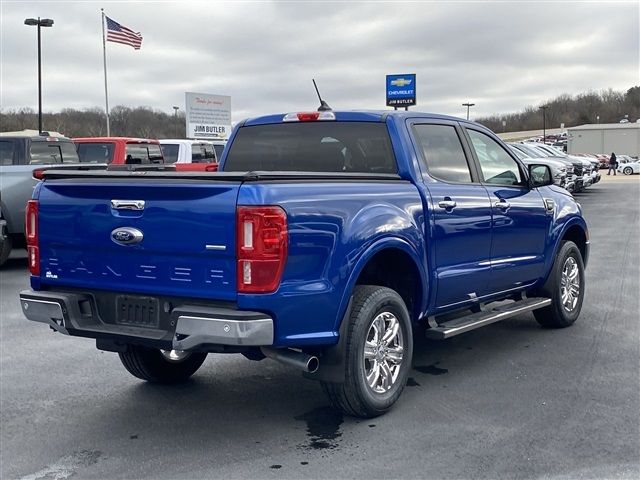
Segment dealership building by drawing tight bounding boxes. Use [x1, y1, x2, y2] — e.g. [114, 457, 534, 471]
[567, 122, 640, 156]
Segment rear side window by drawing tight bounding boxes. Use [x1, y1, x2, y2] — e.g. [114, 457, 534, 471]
[413, 124, 472, 183]
[213, 144, 224, 159]
[224, 122, 396, 173]
[30, 141, 79, 164]
[125, 144, 164, 164]
[160, 144, 179, 163]
[0, 140, 15, 165]
[76, 142, 115, 163]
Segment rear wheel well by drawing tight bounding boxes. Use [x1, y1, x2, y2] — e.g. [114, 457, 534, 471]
[355, 249, 422, 322]
[561, 225, 587, 261]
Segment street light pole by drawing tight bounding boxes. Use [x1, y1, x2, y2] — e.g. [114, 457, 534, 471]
[462, 102, 475, 120]
[24, 17, 54, 135]
[173, 106, 179, 138]
[539, 105, 548, 144]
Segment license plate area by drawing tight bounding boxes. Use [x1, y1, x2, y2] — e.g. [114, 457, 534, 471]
[116, 295, 159, 328]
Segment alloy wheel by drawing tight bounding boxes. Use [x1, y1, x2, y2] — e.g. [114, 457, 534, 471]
[560, 257, 581, 312]
[363, 311, 404, 394]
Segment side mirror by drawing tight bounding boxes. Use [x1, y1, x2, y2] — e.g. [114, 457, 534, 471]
[528, 164, 554, 188]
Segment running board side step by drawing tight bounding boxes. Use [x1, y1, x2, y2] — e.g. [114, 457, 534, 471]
[425, 297, 552, 340]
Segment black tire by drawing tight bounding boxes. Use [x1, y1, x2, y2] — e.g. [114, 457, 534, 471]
[623, 167, 633, 175]
[321, 285, 413, 418]
[118, 346, 207, 383]
[534, 241, 585, 328]
[0, 235, 11, 267]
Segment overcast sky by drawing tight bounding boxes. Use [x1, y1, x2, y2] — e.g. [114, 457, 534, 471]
[1, 0, 638, 122]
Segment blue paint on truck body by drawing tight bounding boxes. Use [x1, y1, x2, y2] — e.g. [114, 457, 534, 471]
[30, 111, 588, 347]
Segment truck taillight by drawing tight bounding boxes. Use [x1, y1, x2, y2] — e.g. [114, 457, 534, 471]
[25, 200, 40, 276]
[236, 206, 288, 293]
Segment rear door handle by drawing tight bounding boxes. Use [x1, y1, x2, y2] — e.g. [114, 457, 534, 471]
[494, 199, 511, 210]
[438, 199, 457, 210]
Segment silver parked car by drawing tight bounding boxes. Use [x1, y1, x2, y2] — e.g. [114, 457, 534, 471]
[508, 143, 574, 192]
[0, 131, 88, 265]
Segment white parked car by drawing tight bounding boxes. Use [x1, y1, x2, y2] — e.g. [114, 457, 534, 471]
[159, 139, 218, 165]
[617, 159, 640, 175]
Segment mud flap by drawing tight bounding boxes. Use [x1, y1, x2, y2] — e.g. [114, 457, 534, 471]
[303, 297, 352, 384]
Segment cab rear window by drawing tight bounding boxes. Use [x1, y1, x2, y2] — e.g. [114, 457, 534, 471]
[0, 140, 15, 165]
[192, 143, 216, 163]
[224, 122, 396, 173]
[160, 144, 179, 163]
[125, 144, 164, 164]
[76, 142, 115, 163]
[30, 141, 80, 164]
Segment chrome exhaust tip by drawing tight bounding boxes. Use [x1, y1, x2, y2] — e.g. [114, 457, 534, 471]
[261, 347, 319, 373]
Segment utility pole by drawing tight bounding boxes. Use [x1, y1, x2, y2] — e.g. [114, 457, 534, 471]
[539, 105, 548, 143]
[173, 106, 179, 138]
[462, 102, 475, 120]
[24, 17, 54, 134]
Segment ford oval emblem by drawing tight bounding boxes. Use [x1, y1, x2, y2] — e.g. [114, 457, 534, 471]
[111, 227, 143, 246]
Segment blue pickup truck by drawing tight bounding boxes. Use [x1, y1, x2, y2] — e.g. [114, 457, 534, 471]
[19, 110, 589, 417]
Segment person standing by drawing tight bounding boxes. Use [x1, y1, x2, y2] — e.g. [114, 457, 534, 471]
[608, 152, 617, 175]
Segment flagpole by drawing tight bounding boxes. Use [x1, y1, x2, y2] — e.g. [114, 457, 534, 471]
[101, 8, 110, 136]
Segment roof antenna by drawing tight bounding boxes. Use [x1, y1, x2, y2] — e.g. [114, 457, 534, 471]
[313, 79, 332, 112]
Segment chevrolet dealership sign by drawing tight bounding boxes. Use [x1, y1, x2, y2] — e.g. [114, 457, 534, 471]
[386, 74, 416, 107]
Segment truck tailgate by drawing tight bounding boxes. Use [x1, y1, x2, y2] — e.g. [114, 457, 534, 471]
[37, 180, 239, 300]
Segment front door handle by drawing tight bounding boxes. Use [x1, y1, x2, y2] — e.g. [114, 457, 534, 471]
[438, 199, 457, 210]
[494, 199, 511, 210]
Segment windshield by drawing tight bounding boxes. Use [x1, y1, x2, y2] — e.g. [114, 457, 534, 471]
[224, 122, 397, 173]
[508, 145, 531, 159]
[76, 142, 115, 163]
[512, 143, 543, 158]
[526, 145, 553, 157]
[538, 145, 567, 157]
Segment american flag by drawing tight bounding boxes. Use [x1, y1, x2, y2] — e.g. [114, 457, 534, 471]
[105, 16, 142, 50]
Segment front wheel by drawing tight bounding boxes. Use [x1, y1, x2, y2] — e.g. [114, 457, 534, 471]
[118, 346, 207, 383]
[623, 167, 633, 175]
[534, 241, 585, 328]
[321, 285, 413, 418]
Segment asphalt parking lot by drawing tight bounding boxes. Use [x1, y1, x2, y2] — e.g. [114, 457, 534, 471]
[1, 175, 638, 480]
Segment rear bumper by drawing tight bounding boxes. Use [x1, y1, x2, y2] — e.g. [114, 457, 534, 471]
[19, 290, 274, 350]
